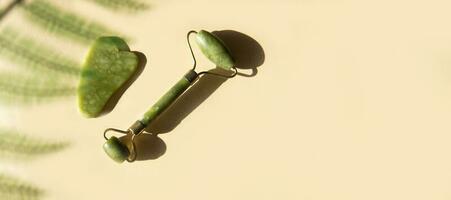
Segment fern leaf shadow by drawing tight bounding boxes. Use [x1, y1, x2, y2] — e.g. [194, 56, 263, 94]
[89, 0, 151, 12]
[0, 174, 44, 199]
[0, 129, 70, 161]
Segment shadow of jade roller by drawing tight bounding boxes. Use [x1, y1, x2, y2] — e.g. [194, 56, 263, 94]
[77, 30, 237, 163]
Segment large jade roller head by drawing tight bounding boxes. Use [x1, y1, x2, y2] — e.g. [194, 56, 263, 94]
[193, 30, 235, 70]
[101, 30, 238, 163]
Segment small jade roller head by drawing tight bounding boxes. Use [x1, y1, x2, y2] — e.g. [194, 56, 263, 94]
[103, 136, 130, 163]
[192, 30, 235, 70]
[103, 122, 144, 163]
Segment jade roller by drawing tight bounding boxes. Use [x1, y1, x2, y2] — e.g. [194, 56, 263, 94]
[102, 30, 237, 163]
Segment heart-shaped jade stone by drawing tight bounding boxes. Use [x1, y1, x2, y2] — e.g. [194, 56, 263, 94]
[77, 37, 139, 118]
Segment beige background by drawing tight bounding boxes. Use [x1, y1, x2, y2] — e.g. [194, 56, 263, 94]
[2, 0, 451, 199]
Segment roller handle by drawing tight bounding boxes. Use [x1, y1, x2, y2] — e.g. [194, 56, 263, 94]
[138, 70, 198, 126]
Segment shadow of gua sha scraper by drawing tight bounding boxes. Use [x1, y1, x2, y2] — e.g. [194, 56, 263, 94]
[77, 36, 146, 118]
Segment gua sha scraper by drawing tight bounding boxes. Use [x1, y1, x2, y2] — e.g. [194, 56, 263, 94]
[78, 37, 139, 118]
[102, 30, 238, 163]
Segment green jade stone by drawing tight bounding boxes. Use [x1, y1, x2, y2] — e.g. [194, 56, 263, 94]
[78, 37, 139, 118]
[195, 30, 235, 70]
[103, 136, 130, 163]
